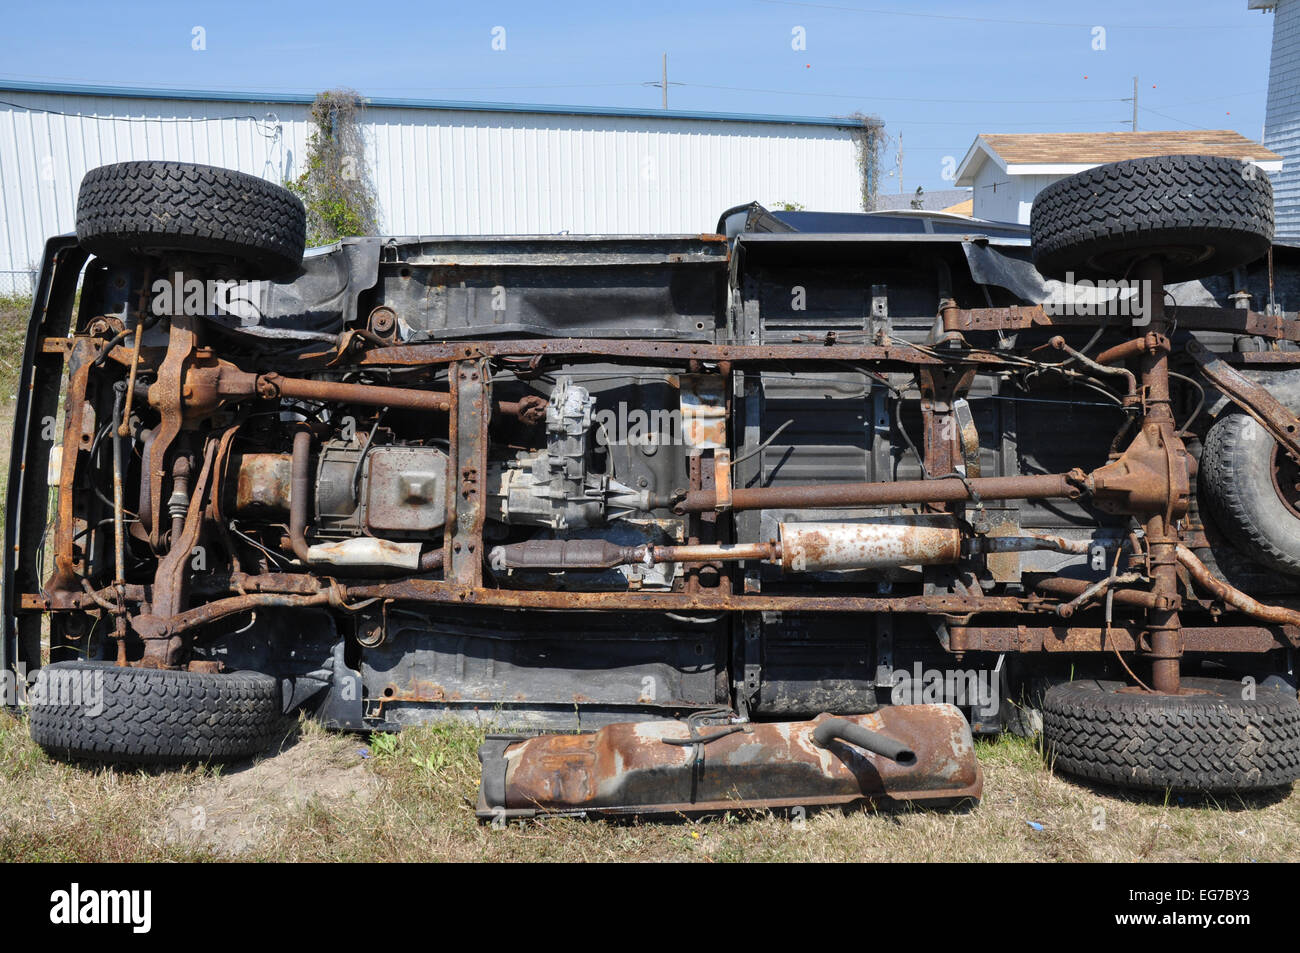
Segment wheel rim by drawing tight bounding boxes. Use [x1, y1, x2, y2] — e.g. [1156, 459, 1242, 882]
[1270, 443, 1300, 518]
[1083, 243, 1215, 278]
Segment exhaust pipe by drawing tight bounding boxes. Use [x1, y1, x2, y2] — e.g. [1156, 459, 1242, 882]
[812, 717, 917, 765]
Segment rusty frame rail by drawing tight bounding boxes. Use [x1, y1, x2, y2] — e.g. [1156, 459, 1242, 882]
[17, 284, 1300, 675]
[356, 338, 1015, 369]
[940, 301, 1300, 342]
[1185, 334, 1300, 463]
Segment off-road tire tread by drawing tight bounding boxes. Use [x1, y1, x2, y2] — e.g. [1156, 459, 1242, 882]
[1201, 411, 1300, 575]
[28, 661, 286, 764]
[1043, 677, 1300, 793]
[76, 160, 305, 277]
[1030, 154, 1273, 282]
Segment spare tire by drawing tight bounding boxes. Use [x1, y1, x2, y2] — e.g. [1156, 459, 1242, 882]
[1201, 410, 1300, 575]
[76, 160, 306, 278]
[1031, 154, 1274, 283]
[1043, 676, 1300, 794]
[28, 661, 288, 765]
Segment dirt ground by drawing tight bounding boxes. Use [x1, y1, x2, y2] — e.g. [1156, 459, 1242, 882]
[2, 710, 1297, 863]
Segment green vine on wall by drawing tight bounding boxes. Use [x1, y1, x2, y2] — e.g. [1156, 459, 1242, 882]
[845, 111, 886, 212]
[287, 89, 378, 246]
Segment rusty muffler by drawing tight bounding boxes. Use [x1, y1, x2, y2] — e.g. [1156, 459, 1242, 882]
[476, 705, 983, 820]
[779, 517, 961, 572]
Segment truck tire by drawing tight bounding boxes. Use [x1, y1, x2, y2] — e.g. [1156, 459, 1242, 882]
[1042, 676, 1300, 794]
[76, 160, 306, 278]
[1201, 410, 1300, 575]
[28, 661, 287, 765]
[1031, 154, 1274, 283]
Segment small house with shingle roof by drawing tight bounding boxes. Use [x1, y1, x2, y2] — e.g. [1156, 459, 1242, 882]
[953, 130, 1282, 225]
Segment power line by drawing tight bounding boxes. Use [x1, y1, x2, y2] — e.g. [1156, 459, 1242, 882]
[0, 98, 281, 131]
[753, 0, 1269, 30]
[1151, 90, 1266, 108]
[679, 81, 1124, 105]
[1, 77, 1245, 136]
[0, 70, 1134, 109]
[883, 118, 1134, 127]
[363, 83, 649, 93]
[0, 71, 1266, 116]
[0, 95, 1132, 130]
[1137, 105, 1215, 131]
[0, 73, 648, 94]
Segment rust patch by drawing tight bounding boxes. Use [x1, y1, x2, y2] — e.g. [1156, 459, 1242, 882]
[232, 452, 292, 515]
[779, 518, 962, 572]
[478, 706, 983, 819]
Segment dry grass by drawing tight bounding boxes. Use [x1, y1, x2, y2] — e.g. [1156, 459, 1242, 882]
[0, 296, 30, 516]
[2, 708, 1296, 863]
[0, 296, 28, 388]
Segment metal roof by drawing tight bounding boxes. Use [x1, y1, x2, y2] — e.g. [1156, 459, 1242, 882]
[0, 78, 858, 128]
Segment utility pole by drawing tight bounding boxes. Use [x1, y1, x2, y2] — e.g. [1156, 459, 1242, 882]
[644, 54, 680, 108]
[896, 132, 904, 194]
[1131, 76, 1138, 131]
[663, 54, 668, 109]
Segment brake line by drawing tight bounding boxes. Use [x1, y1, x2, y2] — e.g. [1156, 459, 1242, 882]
[1105, 540, 1154, 693]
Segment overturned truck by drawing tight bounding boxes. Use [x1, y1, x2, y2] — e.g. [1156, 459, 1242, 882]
[5, 156, 1300, 817]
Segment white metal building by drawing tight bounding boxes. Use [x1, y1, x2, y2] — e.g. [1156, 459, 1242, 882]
[0, 80, 867, 294]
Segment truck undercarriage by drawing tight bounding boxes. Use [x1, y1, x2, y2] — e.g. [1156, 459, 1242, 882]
[5, 157, 1300, 816]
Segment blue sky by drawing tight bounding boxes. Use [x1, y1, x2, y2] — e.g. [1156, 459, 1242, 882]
[0, 0, 1278, 191]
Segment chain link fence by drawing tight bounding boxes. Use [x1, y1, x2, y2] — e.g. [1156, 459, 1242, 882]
[0, 270, 37, 300]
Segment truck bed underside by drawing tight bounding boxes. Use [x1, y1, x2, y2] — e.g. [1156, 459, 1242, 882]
[6, 229, 1300, 733]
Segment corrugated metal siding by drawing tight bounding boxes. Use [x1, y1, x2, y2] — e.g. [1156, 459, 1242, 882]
[0, 91, 313, 291]
[0, 90, 861, 292]
[1265, 0, 1300, 241]
[367, 108, 860, 235]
